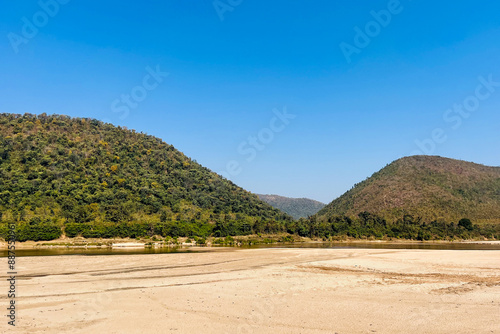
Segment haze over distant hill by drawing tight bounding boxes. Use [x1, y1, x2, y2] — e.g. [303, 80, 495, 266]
[316, 156, 500, 224]
[257, 194, 325, 219]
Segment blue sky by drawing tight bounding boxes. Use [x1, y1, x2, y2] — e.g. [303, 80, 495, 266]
[1, 0, 500, 203]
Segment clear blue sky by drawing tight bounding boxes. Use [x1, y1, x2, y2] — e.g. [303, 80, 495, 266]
[1, 1, 500, 203]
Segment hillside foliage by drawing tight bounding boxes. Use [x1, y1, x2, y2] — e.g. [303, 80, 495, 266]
[0, 113, 292, 240]
[316, 156, 500, 224]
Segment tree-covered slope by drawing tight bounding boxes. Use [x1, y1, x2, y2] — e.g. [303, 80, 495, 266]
[0, 113, 292, 240]
[257, 194, 325, 219]
[316, 156, 500, 224]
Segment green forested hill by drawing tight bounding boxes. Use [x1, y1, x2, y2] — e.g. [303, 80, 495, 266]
[316, 156, 500, 224]
[0, 113, 291, 240]
[257, 194, 325, 219]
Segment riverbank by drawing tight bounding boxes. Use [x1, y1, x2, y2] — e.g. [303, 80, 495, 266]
[1, 248, 499, 333]
[1, 234, 498, 250]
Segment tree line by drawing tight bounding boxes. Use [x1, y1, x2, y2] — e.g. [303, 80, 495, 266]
[1, 212, 499, 241]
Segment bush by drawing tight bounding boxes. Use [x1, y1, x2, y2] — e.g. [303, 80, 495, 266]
[0, 220, 62, 241]
[458, 218, 473, 231]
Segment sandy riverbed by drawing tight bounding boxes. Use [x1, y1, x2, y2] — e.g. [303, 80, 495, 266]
[1, 248, 499, 333]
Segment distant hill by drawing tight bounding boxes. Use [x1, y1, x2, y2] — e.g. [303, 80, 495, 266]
[316, 156, 500, 224]
[257, 194, 325, 219]
[0, 113, 292, 241]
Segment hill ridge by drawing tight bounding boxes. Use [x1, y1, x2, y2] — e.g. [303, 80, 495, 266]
[316, 155, 500, 223]
[0, 113, 292, 240]
[257, 194, 325, 219]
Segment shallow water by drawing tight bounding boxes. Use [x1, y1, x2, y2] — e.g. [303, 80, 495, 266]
[0, 246, 196, 257]
[2, 241, 500, 257]
[248, 241, 500, 251]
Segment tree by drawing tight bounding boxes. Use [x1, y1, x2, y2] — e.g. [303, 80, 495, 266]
[458, 218, 473, 231]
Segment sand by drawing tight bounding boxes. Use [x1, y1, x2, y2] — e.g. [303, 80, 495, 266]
[1, 248, 499, 333]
